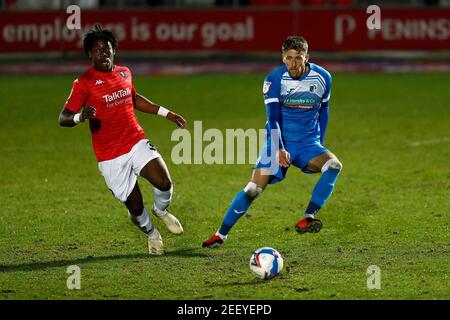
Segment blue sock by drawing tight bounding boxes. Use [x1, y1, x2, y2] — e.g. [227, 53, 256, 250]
[218, 190, 253, 236]
[305, 201, 321, 216]
[306, 168, 341, 215]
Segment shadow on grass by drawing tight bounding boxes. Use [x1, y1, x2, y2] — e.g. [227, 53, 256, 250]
[0, 248, 206, 273]
[210, 279, 271, 287]
[209, 273, 290, 288]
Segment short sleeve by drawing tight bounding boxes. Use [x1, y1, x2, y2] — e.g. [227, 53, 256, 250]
[64, 78, 87, 113]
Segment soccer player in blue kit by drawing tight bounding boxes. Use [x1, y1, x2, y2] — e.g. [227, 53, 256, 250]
[203, 36, 343, 248]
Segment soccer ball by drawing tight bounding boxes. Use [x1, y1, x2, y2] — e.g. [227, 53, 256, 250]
[249, 247, 284, 280]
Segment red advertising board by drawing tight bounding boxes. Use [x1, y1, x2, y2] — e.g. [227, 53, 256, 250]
[0, 9, 449, 53]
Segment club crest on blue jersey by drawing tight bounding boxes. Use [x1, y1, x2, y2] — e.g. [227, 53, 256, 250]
[263, 81, 271, 95]
[309, 84, 317, 92]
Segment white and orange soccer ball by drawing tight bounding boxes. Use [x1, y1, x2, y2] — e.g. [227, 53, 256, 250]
[249, 247, 284, 280]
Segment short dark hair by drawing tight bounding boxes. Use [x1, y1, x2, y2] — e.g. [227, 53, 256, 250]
[83, 24, 117, 56]
[282, 36, 308, 53]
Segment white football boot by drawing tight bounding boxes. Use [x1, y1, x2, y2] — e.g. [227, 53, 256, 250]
[148, 228, 164, 255]
[152, 208, 184, 235]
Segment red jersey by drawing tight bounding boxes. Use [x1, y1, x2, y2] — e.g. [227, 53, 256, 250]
[64, 65, 147, 162]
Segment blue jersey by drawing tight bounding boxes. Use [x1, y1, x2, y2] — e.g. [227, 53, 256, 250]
[263, 63, 332, 143]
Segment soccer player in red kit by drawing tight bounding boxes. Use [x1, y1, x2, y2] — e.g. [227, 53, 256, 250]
[59, 25, 186, 255]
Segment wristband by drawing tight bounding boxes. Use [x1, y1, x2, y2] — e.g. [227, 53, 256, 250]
[73, 113, 82, 124]
[157, 106, 169, 118]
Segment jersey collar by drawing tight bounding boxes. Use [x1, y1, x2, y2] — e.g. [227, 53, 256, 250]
[296, 62, 311, 81]
[90, 65, 116, 75]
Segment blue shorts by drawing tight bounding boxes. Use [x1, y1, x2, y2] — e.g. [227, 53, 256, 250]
[255, 139, 329, 184]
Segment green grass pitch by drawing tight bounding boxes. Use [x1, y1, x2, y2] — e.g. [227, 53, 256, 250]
[0, 71, 449, 299]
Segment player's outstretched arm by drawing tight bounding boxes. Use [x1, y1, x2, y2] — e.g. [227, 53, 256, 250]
[135, 93, 187, 128]
[58, 106, 96, 127]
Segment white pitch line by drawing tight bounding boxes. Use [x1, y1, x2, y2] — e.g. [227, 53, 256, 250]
[410, 136, 450, 147]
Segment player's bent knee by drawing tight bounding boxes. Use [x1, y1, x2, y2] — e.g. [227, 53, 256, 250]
[127, 203, 144, 216]
[321, 158, 343, 173]
[243, 182, 263, 200]
[157, 179, 172, 192]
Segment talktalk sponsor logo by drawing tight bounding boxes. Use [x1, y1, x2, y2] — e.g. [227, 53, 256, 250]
[102, 88, 131, 103]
